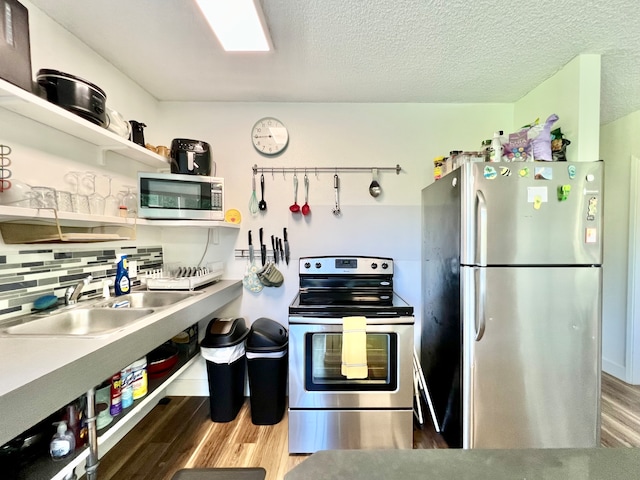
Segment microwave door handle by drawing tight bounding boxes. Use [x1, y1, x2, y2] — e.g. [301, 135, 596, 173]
[187, 151, 195, 171]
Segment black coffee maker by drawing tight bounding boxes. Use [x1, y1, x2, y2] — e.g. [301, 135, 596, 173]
[170, 139, 213, 176]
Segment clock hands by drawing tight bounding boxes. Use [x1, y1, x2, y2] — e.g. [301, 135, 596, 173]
[252, 117, 289, 155]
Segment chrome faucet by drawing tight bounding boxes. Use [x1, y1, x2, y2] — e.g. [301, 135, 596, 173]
[65, 275, 93, 305]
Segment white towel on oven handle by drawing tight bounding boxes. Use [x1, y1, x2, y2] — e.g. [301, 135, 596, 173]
[341, 316, 368, 379]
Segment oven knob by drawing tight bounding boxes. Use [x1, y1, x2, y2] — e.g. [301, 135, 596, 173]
[371, 262, 378, 269]
[315, 262, 322, 269]
[381, 262, 389, 269]
[304, 262, 311, 269]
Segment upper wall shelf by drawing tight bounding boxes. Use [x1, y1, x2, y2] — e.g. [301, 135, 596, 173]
[0, 78, 169, 169]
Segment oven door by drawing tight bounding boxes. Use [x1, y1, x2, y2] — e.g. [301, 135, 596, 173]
[288, 320, 414, 409]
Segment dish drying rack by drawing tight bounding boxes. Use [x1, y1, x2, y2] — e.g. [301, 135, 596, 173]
[144, 262, 223, 291]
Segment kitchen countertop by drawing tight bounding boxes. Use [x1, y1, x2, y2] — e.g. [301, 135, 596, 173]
[0, 279, 242, 446]
[284, 448, 640, 479]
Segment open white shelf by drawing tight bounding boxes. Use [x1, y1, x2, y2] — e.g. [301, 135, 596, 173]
[22, 350, 201, 480]
[0, 78, 169, 168]
[0, 205, 239, 228]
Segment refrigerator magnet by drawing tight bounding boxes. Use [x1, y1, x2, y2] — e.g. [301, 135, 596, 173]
[519, 167, 529, 177]
[500, 167, 511, 177]
[558, 184, 571, 201]
[534, 166, 553, 180]
[534, 196, 542, 210]
[484, 166, 497, 179]
[568, 165, 577, 179]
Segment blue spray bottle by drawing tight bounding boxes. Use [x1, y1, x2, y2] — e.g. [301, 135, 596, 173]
[114, 254, 130, 296]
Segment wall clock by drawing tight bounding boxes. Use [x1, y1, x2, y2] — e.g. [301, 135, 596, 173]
[251, 117, 289, 155]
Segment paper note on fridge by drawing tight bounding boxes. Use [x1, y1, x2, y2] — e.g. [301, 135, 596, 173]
[527, 186, 548, 203]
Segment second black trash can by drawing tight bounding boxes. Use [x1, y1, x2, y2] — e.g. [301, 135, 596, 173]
[200, 317, 249, 422]
[246, 317, 288, 425]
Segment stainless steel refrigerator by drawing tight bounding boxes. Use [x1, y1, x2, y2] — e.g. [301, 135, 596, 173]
[421, 161, 603, 448]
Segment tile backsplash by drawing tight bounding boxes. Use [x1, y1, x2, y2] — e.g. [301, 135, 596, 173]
[0, 245, 163, 321]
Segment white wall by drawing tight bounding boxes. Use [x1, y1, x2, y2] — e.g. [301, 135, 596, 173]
[153, 102, 514, 327]
[23, 0, 158, 125]
[600, 110, 640, 382]
[514, 54, 601, 163]
[155, 102, 514, 391]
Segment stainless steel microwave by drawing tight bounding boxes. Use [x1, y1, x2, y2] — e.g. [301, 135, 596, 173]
[138, 172, 224, 220]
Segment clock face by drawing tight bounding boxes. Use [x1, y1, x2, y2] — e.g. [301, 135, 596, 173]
[251, 117, 289, 155]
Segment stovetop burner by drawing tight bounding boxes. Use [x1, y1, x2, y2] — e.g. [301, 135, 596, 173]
[289, 292, 414, 318]
[289, 255, 414, 318]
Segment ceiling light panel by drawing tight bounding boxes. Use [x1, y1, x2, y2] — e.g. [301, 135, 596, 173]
[195, 0, 272, 52]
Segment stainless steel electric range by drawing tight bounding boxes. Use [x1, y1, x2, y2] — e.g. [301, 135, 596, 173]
[288, 256, 415, 453]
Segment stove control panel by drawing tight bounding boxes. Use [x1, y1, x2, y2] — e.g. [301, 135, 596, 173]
[300, 256, 394, 275]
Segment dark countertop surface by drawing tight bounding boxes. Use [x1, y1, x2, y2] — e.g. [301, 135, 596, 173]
[285, 448, 640, 479]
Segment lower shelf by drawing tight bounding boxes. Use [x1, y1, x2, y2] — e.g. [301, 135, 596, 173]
[13, 346, 200, 480]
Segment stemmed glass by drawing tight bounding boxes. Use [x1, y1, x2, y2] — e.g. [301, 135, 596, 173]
[83, 172, 105, 215]
[102, 175, 119, 217]
[63, 171, 90, 214]
[122, 186, 137, 218]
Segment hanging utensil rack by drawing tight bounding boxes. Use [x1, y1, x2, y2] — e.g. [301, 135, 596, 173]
[252, 164, 402, 176]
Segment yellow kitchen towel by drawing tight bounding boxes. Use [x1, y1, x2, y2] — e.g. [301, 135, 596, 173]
[341, 316, 368, 379]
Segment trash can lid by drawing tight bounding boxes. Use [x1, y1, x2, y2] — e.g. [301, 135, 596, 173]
[246, 317, 288, 352]
[201, 317, 249, 348]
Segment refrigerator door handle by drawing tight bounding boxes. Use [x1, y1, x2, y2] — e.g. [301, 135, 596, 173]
[475, 267, 486, 341]
[475, 190, 488, 267]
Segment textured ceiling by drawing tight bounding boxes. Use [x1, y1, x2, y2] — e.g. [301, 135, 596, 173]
[28, 0, 640, 125]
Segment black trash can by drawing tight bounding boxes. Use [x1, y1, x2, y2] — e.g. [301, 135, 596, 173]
[200, 317, 249, 422]
[246, 317, 288, 425]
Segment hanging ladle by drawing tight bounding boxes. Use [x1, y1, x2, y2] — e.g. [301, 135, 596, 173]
[369, 168, 382, 197]
[289, 173, 300, 213]
[301, 173, 311, 215]
[258, 173, 267, 211]
[332, 173, 341, 216]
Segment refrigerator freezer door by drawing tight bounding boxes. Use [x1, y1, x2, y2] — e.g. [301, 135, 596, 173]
[463, 265, 601, 449]
[461, 162, 603, 266]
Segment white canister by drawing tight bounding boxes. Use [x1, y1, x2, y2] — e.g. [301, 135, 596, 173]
[131, 357, 148, 400]
[121, 364, 134, 409]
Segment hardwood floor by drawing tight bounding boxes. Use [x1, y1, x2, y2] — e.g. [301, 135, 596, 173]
[94, 372, 640, 480]
[601, 372, 640, 447]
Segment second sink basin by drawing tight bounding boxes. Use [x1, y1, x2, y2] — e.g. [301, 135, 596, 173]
[2, 308, 154, 337]
[93, 291, 199, 309]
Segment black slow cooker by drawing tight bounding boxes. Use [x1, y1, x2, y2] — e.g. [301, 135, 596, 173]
[36, 69, 107, 127]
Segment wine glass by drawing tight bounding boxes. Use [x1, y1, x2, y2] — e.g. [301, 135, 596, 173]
[64, 171, 90, 214]
[102, 175, 119, 217]
[122, 186, 137, 217]
[83, 172, 105, 215]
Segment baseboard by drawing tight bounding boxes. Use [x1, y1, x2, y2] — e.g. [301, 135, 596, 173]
[166, 378, 210, 396]
[603, 358, 627, 381]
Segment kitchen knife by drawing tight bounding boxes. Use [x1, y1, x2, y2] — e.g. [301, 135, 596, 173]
[279, 237, 284, 263]
[248, 230, 254, 263]
[284, 228, 290, 265]
[259, 227, 266, 266]
[271, 235, 278, 264]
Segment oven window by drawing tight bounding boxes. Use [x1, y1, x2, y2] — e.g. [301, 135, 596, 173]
[305, 332, 398, 391]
